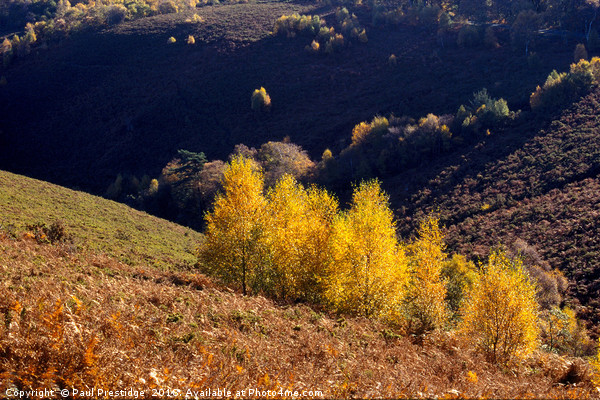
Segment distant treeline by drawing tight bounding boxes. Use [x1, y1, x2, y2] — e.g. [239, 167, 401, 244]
[3, 0, 600, 68]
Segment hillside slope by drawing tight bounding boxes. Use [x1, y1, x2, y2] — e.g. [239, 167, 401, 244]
[388, 88, 600, 336]
[0, 2, 574, 193]
[0, 173, 595, 398]
[0, 170, 201, 268]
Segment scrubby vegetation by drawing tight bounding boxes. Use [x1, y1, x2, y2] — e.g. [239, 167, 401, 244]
[194, 155, 596, 368]
[0, 232, 596, 398]
[272, 13, 322, 37]
[530, 57, 600, 111]
[273, 7, 366, 54]
[322, 88, 511, 182]
[3, 0, 600, 395]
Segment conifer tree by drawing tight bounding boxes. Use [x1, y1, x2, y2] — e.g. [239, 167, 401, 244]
[198, 155, 268, 295]
[326, 180, 408, 320]
[460, 250, 539, 363]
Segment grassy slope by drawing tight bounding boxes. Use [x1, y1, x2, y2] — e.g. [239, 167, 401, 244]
[0, 199, 595, 398]
[0, 170, 201, 269]
[0, 2, 575, 193]
[387, 88, 600, 336]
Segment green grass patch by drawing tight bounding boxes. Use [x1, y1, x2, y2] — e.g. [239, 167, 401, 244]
[0, 170, 203, 270]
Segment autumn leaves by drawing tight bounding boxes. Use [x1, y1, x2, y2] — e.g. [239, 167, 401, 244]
[198, 156, 409, 312]
[198, 155, 541, 363]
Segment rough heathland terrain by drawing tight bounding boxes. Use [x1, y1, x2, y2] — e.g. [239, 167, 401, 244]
[0, 171, 595, 397]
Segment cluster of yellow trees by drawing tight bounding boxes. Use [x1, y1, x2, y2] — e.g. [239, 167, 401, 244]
[1, 23, 36, 67]
[198, 156, 540, 363]
[530, 57, 600, 111]
[273, 9, 366, 55]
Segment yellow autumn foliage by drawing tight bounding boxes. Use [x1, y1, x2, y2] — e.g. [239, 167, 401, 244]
[251, 87, 271, 111]
[404, 217, 449, 333]
[539, 306, 579, 353]
[265, 175, 338, 301]
[196, 160, 550, 362]
[351, 122, 371, 146]
[592, 339, 600, 388]
[460, 250, 539, 363]
[350, 116, 389, 147]
[199, 155, 268, 295]
[326, 180, 408, 320]
[321, 148, 333, 162]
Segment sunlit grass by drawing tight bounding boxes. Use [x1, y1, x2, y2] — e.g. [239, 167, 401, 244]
[0, 170, 202, 269]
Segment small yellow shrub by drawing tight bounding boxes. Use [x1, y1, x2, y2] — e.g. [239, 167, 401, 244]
[310, 40, 320, 52]
[388, 54, 397, 66]
[251, 87, 271, 112]
[188, 13, 204, 23]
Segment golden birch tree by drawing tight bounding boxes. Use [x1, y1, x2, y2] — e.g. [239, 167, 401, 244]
[326, 180, 408, 320]
[460, 250, 539, 363]
[404, 217, 449, 333]
[265, 175, 338, 302]
[198, 155, 268, 295]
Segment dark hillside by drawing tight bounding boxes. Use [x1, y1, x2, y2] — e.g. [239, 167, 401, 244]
[0, 2, 574, 193]
[388, 88, 600, 335]
[448, 177, 600, 335]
